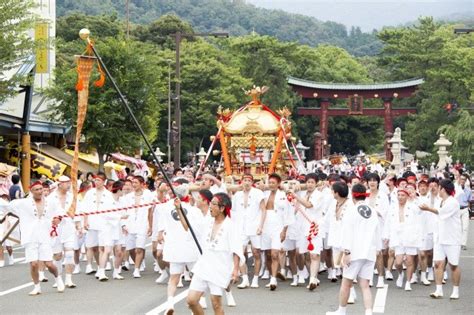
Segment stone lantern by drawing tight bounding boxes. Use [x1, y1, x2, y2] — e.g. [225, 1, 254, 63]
[434, 134, 452, 170]
[196, 147, 207, 163]
[296, 139, 310, 161]
[388, 127, 403, 173]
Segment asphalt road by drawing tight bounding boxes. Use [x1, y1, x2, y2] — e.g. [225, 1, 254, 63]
[1, 227, 473, 315]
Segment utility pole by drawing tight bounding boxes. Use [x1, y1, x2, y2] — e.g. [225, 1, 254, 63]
[126, 0, 130, 40]
[172, 32, 229, 167]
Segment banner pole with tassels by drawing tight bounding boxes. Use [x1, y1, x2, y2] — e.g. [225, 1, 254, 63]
[77, 29, 202, 254]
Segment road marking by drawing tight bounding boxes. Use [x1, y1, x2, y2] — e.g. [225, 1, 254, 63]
[373, 284, 388, 313]
[0, 282, 33, 297]
[145, 289, 189, 315]
[460, 256, 474, 258]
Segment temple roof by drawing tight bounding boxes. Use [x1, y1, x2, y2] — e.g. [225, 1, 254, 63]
[287, 76, 424, 91]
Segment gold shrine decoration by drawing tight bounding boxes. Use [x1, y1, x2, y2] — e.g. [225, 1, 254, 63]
[67, 54, 102, 217]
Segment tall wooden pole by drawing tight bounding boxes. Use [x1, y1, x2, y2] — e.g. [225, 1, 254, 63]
[21, 132, 31, 192]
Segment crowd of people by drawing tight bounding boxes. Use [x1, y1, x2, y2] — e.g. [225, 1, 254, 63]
[0, 161, 471, 315]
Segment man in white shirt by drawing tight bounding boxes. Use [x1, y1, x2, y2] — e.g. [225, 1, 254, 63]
[419, 179, 462, 299]
[10, 181, 64, 295]
[258, 173, 294, 291]
[326, 183, 378, 315]
[48, 175, 76, 288]
[122, 175, 154, 278]
[232, 174, 265, 289]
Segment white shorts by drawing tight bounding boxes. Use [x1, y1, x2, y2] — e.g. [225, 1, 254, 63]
[394, 246, 418, 256]
[433, 243, 461, 266]
[343, 259, 375, 281]
[323, 234, 331, 250]
[73, 233, 85, 251]
[170, 262, 195, 275]
[85, 230, 99, 248]
[283, 239, 297, 251]
[242, 235, 262, 249]
[420, 234, 434, 251]
[51, 237, 75, 254]
[261, 231, 282, 251]
[189, 275, 224, 296]
[25, 242, 53, 263]
[125, 234, 147, 250]
[298, 235, 322, 255]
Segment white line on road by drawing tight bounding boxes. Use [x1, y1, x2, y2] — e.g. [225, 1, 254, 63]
[0, 282, 33, 297]
[145, 289, 189, 315]
[373, 284, 388, 313]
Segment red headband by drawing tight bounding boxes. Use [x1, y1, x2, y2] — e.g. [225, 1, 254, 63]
[242, 174, 254, 181]
[93, 174, 106, 181]
[215, 196, 231, 218]
[398, 189, 410, 196]
[180, 195, 190, 203]
[352, 192, 370, 198]
[30, 181, 43, 189]
[199, 192, 211, 204]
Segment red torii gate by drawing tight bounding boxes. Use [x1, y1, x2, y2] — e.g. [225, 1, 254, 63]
[288, 77, 423, 160]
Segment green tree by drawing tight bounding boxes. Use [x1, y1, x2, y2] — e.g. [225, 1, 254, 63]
[56, 13, 124, 42]
[0, 0, 36, 102]
[439, 110, 474, 167]
[48, 37, 165, 169]
[378, 17, 474, 156]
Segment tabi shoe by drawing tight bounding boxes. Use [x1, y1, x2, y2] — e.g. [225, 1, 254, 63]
[298, 275, 306, 284]
[420, 273, 431, 286]
[290, 276, 298, 287]
[250, 276, 259, 288]
[225, 291, 236, 307]
[0, 260, 4, 268]
[348, 291, 356, 304]
[122, 262, 130, 271]
[237, 276, 250, 289]
[405, 281, 412, 291]
[177, 275, 184, 288]
[307, 277, 319, 291]
[56, 277, 65, 293]
[269, 277, 277, 291]
[427, 269, 434, 281]
[113, 272, 124, 280]
[410, 273, 418, 284]
[199, 297, 207, 309]
[39, 273, 48, 283]
[396, 273, 404, 288]
[133, 269, 141, 278]
[98, 271, 109, 282]
[73, 264, 81, 274]
[153, 262, 160, 273]
[184, 270, 191, 282]
[430, 291, 443, 299]
[369, 277, 374, 287]
[155, 269, 169, 284]
[105, 261, 112, 271]
[450, 292, 459, 300]
[85, 264, 95, 275]
[276, 269, 286, 281]
[29, 285, 42, 296]
[385, 270, 394, 281]
[376, 276, 385, 288]
[261, 270, 270, 280]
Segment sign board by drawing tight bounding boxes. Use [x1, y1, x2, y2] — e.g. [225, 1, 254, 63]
[35, 22, 49, 74]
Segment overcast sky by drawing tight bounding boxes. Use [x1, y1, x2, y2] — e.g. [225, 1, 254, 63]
[247, 0, 473, 31]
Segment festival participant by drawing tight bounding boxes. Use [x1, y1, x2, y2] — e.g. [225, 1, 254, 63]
[73, 180, 93, 274]
[258, 173, 294, 291]
[291, 173, 324, 290]
[415, 180, 436, 285]
[153, 182, 172, 284]
[231, 174, 265, 289]
[201, 173, 227, 194]
[108, 180, 127, 280]
[425, 178, 441, 281]
[419, 179, 462, 299]
[320, 173, 337, 281]
[325, 181, 350, 285]
[48, 175, 77, 289]
[365, 173, 390, 288]
[9, 181, 64, 295]
[122, 175, 154, 278]
[326, 183, 378, 315]
[82, 173, 115, 278]
[455, 173, 471, 250]
[383, 189, 421, 291]
[187, 192, 243, 315]
[158, 183, 204, 315]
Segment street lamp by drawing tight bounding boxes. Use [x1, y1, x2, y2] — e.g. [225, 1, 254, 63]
[172, 31, 229, 167]
[164, 59, 173, 163]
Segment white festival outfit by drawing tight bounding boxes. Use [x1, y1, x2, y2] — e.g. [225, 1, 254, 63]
[325, 198, 351, 257]
[341, 200, 379, 280]
[231, 187, 265, 248]
[383, 200, 422, 256]
[47, 190, 74, 253]
[81, 188, 115, 247]
[123, 189, 154, 250]
[159, 200, 204, 274]
[261, 190, 294, 251]
[433, 196, 462, 265]
[367, 190, 390, 251]
[417, 193, 438, 251]
[297, 189, 324, 254]
[190, 216, 244, 296]
[9, 197, 55, 263]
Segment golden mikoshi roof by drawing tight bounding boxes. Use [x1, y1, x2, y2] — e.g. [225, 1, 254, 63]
[223, 104, 280, 134]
